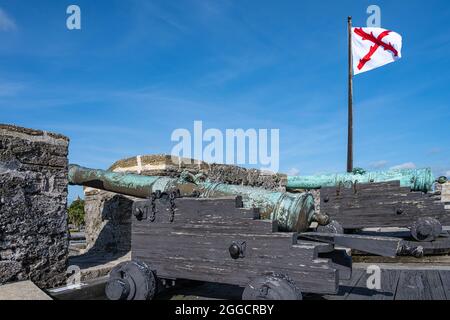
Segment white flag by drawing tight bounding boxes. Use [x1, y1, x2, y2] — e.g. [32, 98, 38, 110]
[351, 27, 402, 75]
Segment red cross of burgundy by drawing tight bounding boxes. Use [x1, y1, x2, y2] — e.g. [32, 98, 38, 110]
[354, 28, 399, 71]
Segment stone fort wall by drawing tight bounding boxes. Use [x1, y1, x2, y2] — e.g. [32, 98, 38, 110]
[0, 124, 69, 288]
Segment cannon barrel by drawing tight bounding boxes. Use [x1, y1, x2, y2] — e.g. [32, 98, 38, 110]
[287, 168, 436, 192]
[69, 164, 328, 232]
[68, 164, 201, 198]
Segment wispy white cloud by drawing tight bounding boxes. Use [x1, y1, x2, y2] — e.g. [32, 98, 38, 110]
[446, 171, 450, 177]
[390, 162, 416, 170]
[140, 1, 190, 33]
[0, 8, 16, 31]
[287, 167, 300, 176]
[370, 160, 388, 169]
[197, 54, 276, 87]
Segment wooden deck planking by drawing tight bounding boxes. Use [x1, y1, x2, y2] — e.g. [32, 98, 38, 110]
[344, 269, 400, 300]
[438, 270, 450, 300]
[394, 270, 446, 300]
[322, 266, 449, 300]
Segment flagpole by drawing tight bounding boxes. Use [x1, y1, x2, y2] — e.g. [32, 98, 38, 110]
[347, 16, 353, 173]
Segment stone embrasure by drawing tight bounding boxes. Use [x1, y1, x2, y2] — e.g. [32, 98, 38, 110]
[0, 124, 69, 288]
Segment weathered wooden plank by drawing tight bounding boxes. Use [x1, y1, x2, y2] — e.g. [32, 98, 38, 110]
[330, 195, 449, 208]
[131, 231, 325, 273]
[296, 240, 334, 253]
[319, 248, 352, 280]
[133, 250, 338, 294]
[132, 245, 322, 271]
[438, 270, 450, 300]
[324, 203, 449, 215]
[132, 223, 295, 245]
[133, 218, 277, 235]
[322, 200, 448, 214]
[132, 228, 335, 270]
[299, 232, 404, 257]
[355, 230, 450, 255]
[395, 270, 446, 300]
[320, 181, 450, 229]
[345, 269, 400, 300]
[322, 200, 447, 213]
[132, 232, 305, 260]
[322, 206, 450, 229]
[134, 197, 258, 222]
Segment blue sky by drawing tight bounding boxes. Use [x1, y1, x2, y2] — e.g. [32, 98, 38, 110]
[0, 0, 449, 201]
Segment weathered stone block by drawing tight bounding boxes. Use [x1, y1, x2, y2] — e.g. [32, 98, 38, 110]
[0, 124, 69, 288]
[441, 182, 450, 203]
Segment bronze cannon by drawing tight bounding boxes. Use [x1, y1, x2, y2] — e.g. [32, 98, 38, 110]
[69, 164, 329, 232]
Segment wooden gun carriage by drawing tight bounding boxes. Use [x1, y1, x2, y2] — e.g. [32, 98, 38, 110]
[318, 181, 450, 242]
[105, 193, 352, 300]
[68, 165, 444, 299]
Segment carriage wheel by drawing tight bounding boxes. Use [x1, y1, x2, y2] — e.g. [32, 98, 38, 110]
[242, 274, 302, 300]
[410, 217, 442, 242]
[105, 260, 156, 300]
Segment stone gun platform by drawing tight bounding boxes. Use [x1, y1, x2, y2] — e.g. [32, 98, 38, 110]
[0, 281, 52, 300]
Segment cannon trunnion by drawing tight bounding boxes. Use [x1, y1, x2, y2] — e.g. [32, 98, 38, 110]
[106, 194, 350, 300]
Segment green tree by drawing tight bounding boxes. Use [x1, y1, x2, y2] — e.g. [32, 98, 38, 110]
[352, 167, 367, 175]
[68, 197, 85, 229]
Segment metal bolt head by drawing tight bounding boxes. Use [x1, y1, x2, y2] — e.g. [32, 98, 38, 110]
[229, 243, 241, 259]
[134, 207, 144, 221]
